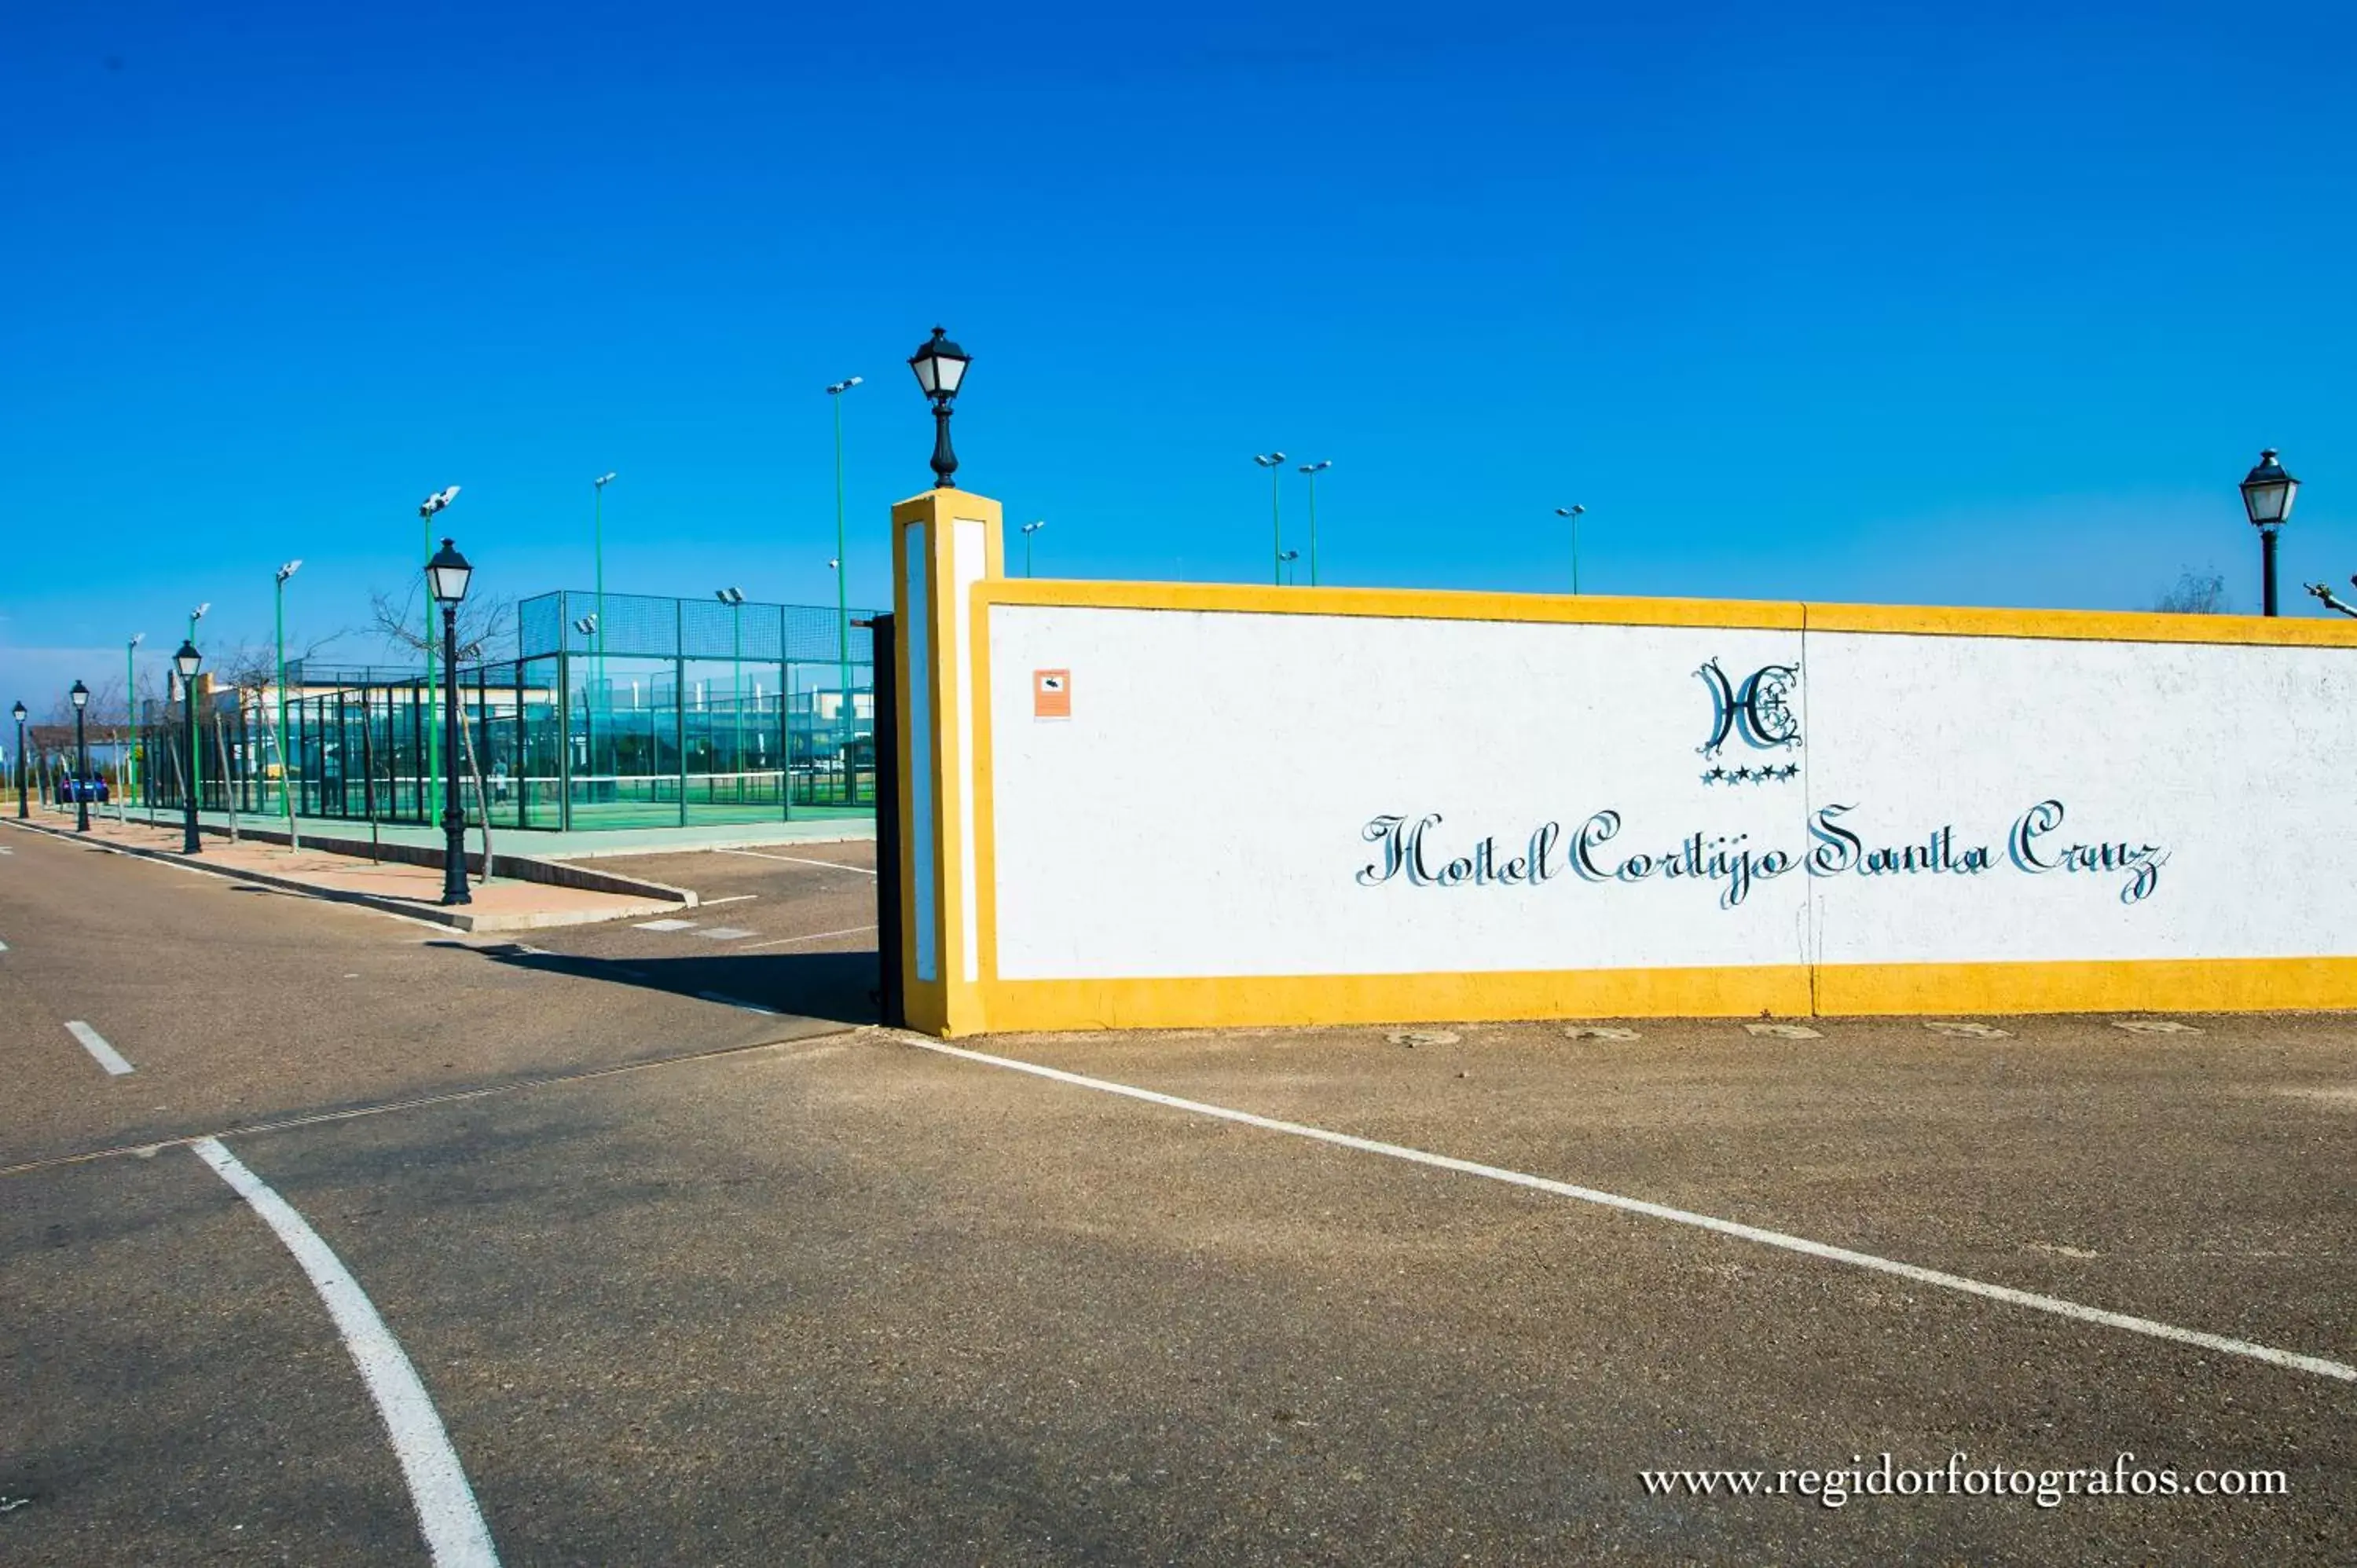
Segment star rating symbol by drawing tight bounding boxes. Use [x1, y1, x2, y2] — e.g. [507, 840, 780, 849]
[1704, 765, 1727, 784]
[1732, 766, 1753, 782]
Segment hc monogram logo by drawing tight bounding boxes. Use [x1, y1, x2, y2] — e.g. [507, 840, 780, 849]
[1696, 658, 1802, 758]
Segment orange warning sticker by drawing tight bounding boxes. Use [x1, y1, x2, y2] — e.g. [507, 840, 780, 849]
[1033, 669, 1072, 720]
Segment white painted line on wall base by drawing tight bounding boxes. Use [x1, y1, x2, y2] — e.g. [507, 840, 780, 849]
[907, 1038, 2357, 1386]
[741, 923, 878, 951]
[695, 991, 779, 1016]
[65, 1022, 134, 1075]
[192, 1138, 499, 1566]
[718, 848, 878, 877]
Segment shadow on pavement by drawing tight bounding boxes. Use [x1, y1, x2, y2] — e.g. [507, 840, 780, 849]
[433, 942, 880, 1028]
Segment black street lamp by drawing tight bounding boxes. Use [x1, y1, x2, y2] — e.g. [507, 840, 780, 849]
[2239, 448, 2300, 618]
[69, 680, 90, 832]
[907, 326, 972, 489]
[173, 640, 203, 854]
[12, 701, 26, 819]
[427, 536, 475, 906]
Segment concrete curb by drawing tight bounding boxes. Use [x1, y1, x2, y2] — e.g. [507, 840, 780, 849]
[0, 816, 689, 933]
[31, 812, 699, 908]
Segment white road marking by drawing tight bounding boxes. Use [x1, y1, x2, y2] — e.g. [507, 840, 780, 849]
[740, 923, 878, 951]
[65, 1021, 134, 1076]
[717, 848, 877, 876]
[695, 990, 779, 1016]
[699, 894, 759, 906]
[633, 918, 697, 932]
[691, 926, 755, 941]
[909, 1038, 2357, 1385]
[0, 938, 9, 952]
[192, 1138, 500, 1566]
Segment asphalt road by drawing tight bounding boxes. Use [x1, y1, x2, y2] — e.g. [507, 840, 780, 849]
[2, 821, 2352, 1565]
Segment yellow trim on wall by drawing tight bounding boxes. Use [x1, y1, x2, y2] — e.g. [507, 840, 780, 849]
[1815, 956, 2357, 1015]
[960, 956, 2357, 1036]
[977, 576, 2357, 649]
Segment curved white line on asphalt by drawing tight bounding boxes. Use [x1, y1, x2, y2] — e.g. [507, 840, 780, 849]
[909, 1039, 2357, 1385]
[192, 1138, 500, 1566]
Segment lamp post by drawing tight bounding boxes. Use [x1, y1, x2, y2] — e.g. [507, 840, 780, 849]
[173, 642, 202, 853]
[2238, 449, 2299, 618]
[182, 606, 207, 827]
[1555, 505, 1589, 594]
[69, 681, 90, 832]
[1253, 453, 1287, 584]
[1279, 548, 1301, 587]
[274, 559, 302, 842]
[11, 702, 24, 819]
[1296, 461, 1331, 586]
[419, 486, 459, 822]
[907, 327, 972, 489]
[717, 588, 746, 787]
[1021, 519, 1047, 577]
[124, 632, 144, 808]
[426, 537, 475, 905]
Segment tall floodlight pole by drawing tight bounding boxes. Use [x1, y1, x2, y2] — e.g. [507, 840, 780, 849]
[419, 486, 459, 826]
[1021, 520, 1047, 577]
[1297, 460, 1331, 585]
[426, 537, 475, 905]
[717, 588, 746, 787]
[185, 603, 208, 817]
[124, 633, 144, 805]
[1254, 453, 1287, 584]
[826, 379, 861, 774]
[172, 642, 203, 852]
[274, 559, 303, 844]
[1554, 506, 1589, 594]
[592, 472, 616, 720]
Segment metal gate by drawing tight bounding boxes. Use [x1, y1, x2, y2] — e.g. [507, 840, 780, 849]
[867, 613, 903, 1028]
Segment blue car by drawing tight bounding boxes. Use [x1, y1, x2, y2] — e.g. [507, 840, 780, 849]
[58, 775, 111, 804]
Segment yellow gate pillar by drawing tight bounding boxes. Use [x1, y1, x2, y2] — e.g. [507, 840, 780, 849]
[890, 486, 1003, 1035]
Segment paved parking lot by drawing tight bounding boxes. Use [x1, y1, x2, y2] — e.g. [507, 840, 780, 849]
[2, 821, 2352, 1564]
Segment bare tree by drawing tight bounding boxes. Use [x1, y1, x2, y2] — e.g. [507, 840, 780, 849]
[2155, 570, 2229, 614]
[2307, 577, 2357, 620]
[369, 586, 518, 666]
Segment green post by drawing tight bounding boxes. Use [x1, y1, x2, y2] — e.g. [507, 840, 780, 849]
[123, 636, 138, 805]
[1306, 472, 1320, 587]
[731, 599, 743, 797]
[274, 563, 300, 848]
[422, 512, 438, 826]
[828, 380, 857, 804]
[1270, 463, 1282, 585]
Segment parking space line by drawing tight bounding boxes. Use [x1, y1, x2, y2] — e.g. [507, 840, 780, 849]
[717, 848, 877, 876]
[740, 923, 878, 951]
[701, 894, 758, 906]
[64, 1021, 134, 1076]
[192, 1138, 500, 1567]
[909, 1039, 2357, 1385]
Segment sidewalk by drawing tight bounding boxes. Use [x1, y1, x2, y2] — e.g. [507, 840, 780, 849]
[97, 802, 875, 860]
[4, 811, 693, 932]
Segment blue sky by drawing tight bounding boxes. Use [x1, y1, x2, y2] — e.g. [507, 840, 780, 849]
[5, 0, 2354, 712]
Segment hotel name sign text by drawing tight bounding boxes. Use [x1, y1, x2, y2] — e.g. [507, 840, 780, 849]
[1356, 657, 2169, 910]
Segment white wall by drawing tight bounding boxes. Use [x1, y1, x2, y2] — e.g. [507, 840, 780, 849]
[983, 604, 2357, 983]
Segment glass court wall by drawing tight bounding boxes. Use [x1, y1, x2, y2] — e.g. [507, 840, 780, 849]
[140, 593, 878, 833]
